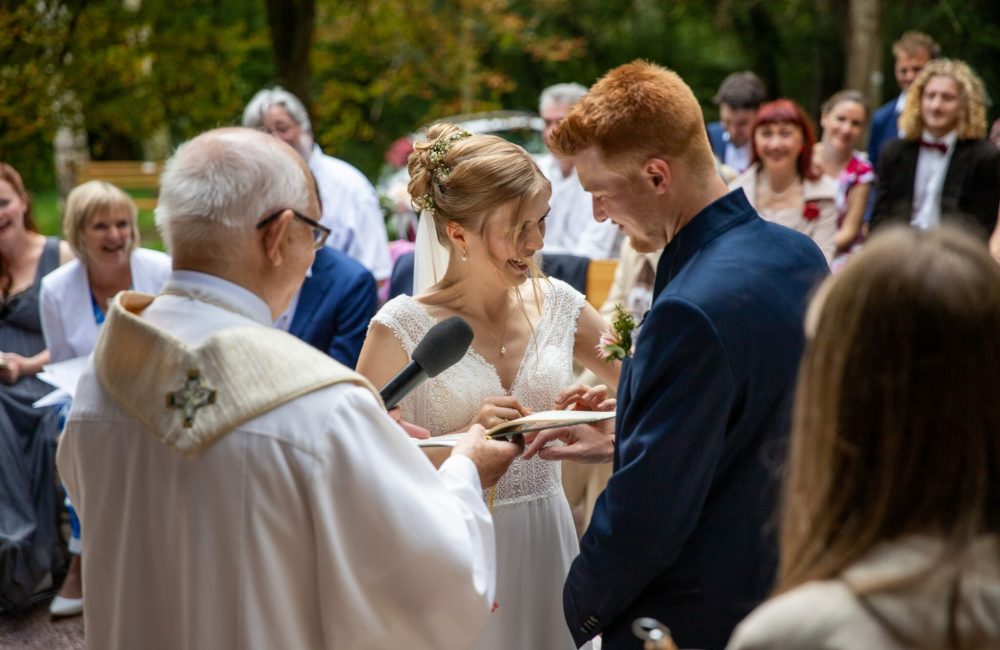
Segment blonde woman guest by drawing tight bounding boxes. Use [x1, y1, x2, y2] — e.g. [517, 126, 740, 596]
[730, 99, 838, 263]
[727, 226, 1000, 649]
[40, 181, 171, 616]
[357, 124, 619, 650]
[813, 90, 875, 268]
[0, 162, 73, 612]
[871, 59, 999, 238]
[41, 181, 171, 363]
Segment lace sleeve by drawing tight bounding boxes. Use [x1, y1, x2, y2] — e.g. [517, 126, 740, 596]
[370, 296, 429, 356]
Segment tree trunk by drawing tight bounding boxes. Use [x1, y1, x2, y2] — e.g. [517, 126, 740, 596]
[846, 0, 882, 106]
[264, 0, 315, 110]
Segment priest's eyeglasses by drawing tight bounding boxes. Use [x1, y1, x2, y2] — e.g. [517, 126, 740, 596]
[257, 209, 331, 250]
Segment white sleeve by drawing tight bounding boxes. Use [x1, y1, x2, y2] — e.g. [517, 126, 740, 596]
[40, 278, 73, 364]
[311, 387, 494, 650]
[345, 185, 392, 281]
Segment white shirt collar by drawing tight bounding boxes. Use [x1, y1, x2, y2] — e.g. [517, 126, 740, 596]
[895, 92, 907, 113]
[163, 270, 273, 326]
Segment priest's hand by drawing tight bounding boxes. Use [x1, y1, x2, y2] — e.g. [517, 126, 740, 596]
[522, 417, 614, 464]
[452, 424, 523, 489]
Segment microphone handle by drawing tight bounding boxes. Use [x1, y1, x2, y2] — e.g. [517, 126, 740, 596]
[380, 363, 428, 410]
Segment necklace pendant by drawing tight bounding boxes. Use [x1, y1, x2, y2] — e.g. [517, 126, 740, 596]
[500, 344, 507, 356]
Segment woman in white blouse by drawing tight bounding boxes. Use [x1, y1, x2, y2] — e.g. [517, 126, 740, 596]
[40, 180, 171, 616]
[729, 99, 838, 264]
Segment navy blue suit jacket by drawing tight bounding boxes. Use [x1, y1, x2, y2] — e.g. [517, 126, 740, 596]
[564, 190, 828, 650]
[706, 121, 727, 163]
[289, 247, 377, 369]
[868, 97, 900, 171]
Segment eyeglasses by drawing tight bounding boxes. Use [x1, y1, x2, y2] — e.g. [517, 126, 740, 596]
[256, 209, 331, 250]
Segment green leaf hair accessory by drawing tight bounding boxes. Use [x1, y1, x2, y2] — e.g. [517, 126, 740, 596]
[428, 129, 472, 181]
[414, 192, 436, 215]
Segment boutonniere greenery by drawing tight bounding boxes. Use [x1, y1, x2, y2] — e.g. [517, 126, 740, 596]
[596, 304, 637, 363]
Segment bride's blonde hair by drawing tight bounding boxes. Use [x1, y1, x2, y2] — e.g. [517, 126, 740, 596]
[408, 123, 550, 253]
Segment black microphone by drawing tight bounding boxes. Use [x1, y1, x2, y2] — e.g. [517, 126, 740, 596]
[380, 316, 474, 410]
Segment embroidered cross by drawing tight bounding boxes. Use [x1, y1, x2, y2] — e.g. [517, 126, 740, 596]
[166, 369, 216, 428]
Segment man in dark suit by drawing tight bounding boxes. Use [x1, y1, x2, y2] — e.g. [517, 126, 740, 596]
[526, 61, 828, 649]
[286, 246, 377, 368]
[868, 31, 939, 170]
[705, 71, 767, 175]
[871, 58, 1000, 239]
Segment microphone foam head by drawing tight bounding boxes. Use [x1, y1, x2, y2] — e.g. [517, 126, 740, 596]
[411, 316, 474, 377]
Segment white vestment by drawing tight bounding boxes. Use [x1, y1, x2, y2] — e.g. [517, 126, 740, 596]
[57, 271, 496, 650]
[535, 153, 622, 259]
[309, 144, 392, 281]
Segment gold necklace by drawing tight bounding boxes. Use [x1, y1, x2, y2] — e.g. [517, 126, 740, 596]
[470, 296, 510, 356]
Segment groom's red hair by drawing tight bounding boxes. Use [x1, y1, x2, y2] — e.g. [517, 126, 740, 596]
[551, 60, 715, 178]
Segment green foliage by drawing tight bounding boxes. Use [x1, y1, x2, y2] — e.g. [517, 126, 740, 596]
[3, 0, 1000, 197]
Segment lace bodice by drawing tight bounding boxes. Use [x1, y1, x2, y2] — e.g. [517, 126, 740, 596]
[374, 278, 585, 505]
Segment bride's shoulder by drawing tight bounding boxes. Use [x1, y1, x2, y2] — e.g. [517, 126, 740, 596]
[536, 276, 585, 310]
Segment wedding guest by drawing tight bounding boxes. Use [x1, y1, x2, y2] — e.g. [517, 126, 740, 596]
[274, 245, 376, 368]
[242, 87, 392, 283]
[536, 82, 622, 259]
[706, 71, 769, 176]
[39, 180, 171, 616]
[57, 127, 521, 649]
[727, 225, 1000, 649]
[870, 59, 1000, 238]
[813, 90, 874, 267]
[526, 60, 828, 649]
[868, 31, 939, 170]
[358, 124, 620, 650]
[730, 99, 839, 263]
[0, 162, 73, 612]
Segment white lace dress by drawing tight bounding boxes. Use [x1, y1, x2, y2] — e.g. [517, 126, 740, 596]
[373, 278, 588, 650]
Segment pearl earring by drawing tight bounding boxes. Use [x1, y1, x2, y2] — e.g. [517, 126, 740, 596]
[461, 248, 468, 261]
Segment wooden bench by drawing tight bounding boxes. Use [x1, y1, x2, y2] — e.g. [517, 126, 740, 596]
[585, 259, 618, 309]
[73, 161, 162, 210]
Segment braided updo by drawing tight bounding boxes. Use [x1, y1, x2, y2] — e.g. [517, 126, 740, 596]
[407, 123, 550, 247]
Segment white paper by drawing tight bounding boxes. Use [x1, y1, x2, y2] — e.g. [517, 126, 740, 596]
[34, 355, 92, 408]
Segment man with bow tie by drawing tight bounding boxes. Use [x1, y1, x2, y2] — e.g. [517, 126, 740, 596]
[870, 58, 1000, 238]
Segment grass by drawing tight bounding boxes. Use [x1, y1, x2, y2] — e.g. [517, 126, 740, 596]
[32, 188, 166, 251]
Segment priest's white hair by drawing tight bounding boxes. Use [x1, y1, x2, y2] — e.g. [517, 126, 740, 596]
[155, 127, 310, 257]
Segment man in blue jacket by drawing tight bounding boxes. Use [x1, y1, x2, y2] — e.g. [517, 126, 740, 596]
[867, 31, 939, 170]
[281, 246, 377, 368]
[527, 60, 828, 649]
[705, 71, 767, 176]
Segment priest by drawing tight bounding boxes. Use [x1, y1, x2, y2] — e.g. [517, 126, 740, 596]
[56, 127, 521, 650]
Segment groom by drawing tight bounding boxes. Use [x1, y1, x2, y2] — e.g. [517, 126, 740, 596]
[527, 61, 828, 648]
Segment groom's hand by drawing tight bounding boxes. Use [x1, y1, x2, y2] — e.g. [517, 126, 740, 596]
[522, 417, 614, 464]
[453, 424, 523, 488]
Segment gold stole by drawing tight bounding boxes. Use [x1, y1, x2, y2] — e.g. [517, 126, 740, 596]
[94, 291, 381, 455]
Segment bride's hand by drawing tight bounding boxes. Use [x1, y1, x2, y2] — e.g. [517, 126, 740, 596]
[554, 383, 615, 412]
[473, 396, 530, 430]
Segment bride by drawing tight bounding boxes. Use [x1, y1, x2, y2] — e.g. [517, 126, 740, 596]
[357, 124, 619, 649]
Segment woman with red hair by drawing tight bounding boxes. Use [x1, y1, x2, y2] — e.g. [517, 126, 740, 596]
[730, 99, 838, 263]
